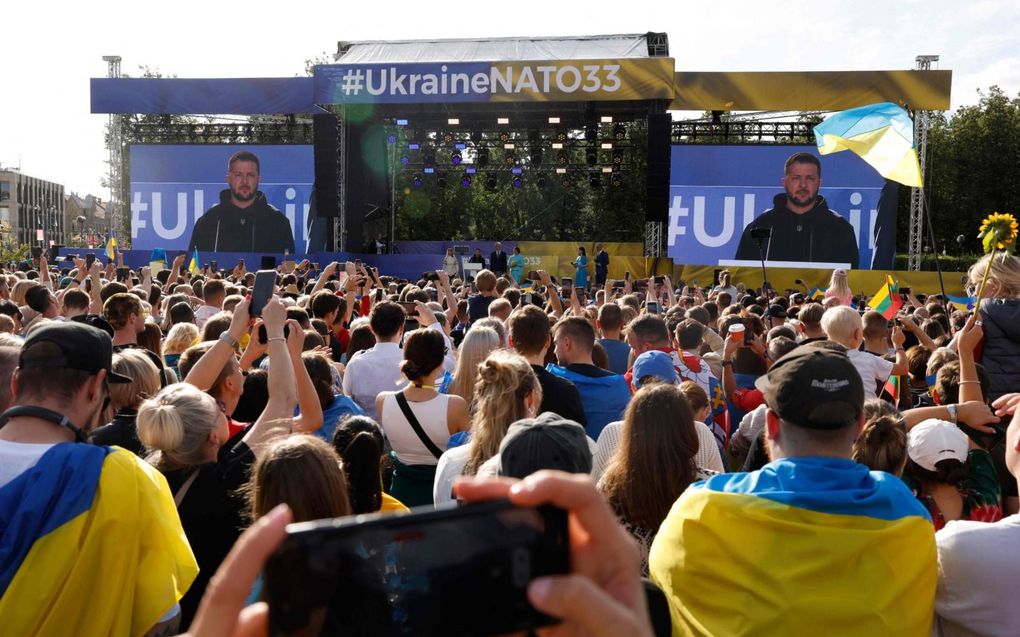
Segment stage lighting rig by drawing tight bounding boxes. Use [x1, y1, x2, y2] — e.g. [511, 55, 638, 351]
[477, 148, 490, 167]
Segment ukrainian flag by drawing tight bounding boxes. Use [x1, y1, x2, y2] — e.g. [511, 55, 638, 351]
[649, 457, 936, 636]
[0, 443, 197, 636]
[105, 235, 117, 261]
[814, 102, 923, 188]
[188, 247, 201, 275]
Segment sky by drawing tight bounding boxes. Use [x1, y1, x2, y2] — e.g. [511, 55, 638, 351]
[2, 0, 1018, 198]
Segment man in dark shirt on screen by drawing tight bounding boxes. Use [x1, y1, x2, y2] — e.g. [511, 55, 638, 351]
[187, 150, 296, 254]
[734, 152, 859, 269]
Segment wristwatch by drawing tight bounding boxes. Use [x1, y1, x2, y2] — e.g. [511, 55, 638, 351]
[219, 332, 238, 349]
[946, 403, 958, 424]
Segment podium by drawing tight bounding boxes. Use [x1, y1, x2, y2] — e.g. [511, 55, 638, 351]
[462, 258, 482, 281]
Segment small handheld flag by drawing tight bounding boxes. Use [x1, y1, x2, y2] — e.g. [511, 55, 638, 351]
[105, 235, 117, 261]
[868, 275, 903, 320]
[814, 102, 923, 188]
[188, 248, 201, 275]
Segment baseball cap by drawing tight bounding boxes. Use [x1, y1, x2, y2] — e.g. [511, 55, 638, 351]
[20, 322, 132, 383]
[907, 419, 969, 471]
[766, 304, 788, 320]
[754, 345, 863, 429]
[497, 412, 592, 478]
[632, 350, 679, 388]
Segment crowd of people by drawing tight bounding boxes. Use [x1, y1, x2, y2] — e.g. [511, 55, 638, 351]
[1, 247, 1019, 637]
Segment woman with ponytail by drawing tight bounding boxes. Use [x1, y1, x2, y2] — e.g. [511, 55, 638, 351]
[445, 325, 500, 406]
[332, 415, 409, 514]
[852, 399, 909, 476]
[376, 328, 470, 507]
[433, 350, 541, 504]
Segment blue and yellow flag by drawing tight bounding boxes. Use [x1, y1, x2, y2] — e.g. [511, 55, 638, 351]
[0, 443, 197, 636]
[188, 247, 201, 275]
[947, 294, 976, 312]
[105, 235, 117, 261]
[649, 457, 936, 636]
[814, 102, 923, 188]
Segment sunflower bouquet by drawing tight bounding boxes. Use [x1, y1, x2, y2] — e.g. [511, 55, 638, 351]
[975, 212, 1019, 311]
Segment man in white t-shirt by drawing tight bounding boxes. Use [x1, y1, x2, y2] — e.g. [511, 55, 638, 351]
[933, 392, 1020, 636]
[343, 301, 407, 419]
[821, 306, 907, 396]
[194, 279, 226, 328]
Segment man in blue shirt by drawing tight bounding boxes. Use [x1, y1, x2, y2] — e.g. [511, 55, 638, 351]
[597, 303, 632, 375]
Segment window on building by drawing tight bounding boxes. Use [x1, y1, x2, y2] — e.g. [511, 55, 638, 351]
[0, 182, 9, 202]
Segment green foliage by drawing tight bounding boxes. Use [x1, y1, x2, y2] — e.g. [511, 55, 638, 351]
[0, 242, 29, 266]
[898, 86, 1020, 254]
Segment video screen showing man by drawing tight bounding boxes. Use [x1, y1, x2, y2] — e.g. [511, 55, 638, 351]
[734, 152, 859, 269]
[187, 150, 296, 254]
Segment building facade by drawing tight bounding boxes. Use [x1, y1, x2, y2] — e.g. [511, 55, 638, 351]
[0, 169, 65, 249]
[64, 192, 108, 247]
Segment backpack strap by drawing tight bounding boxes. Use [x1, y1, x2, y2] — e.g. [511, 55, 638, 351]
[394, 392, 444, 460]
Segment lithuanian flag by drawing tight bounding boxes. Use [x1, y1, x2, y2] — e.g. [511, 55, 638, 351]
[0, 444, 197, 636]
[649, 457, 936, 636]
[868, 275, 903, 319]
[883, 374, 901, 404]
[814, 102, 923, 188]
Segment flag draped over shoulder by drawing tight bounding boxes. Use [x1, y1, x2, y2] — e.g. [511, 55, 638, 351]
[814, 102, 923, 188]
[868, 275, 903, 319]
[649, 457, 936, 637]
[0, 443, 197, 637]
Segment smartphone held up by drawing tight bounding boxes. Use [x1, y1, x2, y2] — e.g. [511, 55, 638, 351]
[264, 499, 570, 637]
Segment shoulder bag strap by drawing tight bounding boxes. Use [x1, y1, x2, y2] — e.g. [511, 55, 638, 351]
[394, 392, 444, 460]
[173, 468, 201, 508]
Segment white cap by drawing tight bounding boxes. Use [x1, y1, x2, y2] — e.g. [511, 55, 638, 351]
[907, 419, 968, 472]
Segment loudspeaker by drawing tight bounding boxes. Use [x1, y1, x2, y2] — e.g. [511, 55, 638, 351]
[313, 114, 340, 218]
[47, 244, 64, 262]
[645, 113, 672, 223]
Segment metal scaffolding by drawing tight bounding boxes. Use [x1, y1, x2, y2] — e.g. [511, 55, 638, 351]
[644, 221, 663, 257]
[907, 54, 939, 271]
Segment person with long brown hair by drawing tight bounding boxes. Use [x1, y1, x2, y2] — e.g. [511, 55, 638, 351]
[599, 383, 714, 575]
[246, 435, 351, 523]
[433, 350, 541, 504]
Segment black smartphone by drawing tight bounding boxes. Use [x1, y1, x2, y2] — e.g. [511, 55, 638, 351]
[85, 253, 96, 270]
[257, 323, 291, 345]
[399, 301, 418, 315]
[646, 301, 661, 314]
[261, 255, 277, 270]
[251, 270, 276, 317]
[210, 260, 218, 273]
[422, 271, 440, 282]
[354, 258, 362, 269]
[624, 271, 631, 281]
[560, 277, 572, 294]
[116, 266, 130, 282]
[612, 281, 625, 289]
[527, 270, 540, 281]
[264, 499, 569, 637]
[653, 275, 665, 285]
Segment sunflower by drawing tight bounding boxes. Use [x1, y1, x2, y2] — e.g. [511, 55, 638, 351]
[978, 212, 1019, 253]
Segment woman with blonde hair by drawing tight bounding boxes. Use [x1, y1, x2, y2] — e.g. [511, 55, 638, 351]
[445, 325, 500, 406]
[443, 247, 459, 278]
[825, 268, 853, 307]
[163, 322, 200, 379]
[90, 349, 162, 456]
[433, 350, 541, 504]
[968, 252, 1020, 400]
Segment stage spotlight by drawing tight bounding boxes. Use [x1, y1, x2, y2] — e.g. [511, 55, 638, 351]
[613, 124, 626, 140]
[548, 116, 561, 124]
[448, 118, 460, 125]
[611, 173, 623, 187]
[408, 143, 420, 150]
[555, 167, 567, 174]
[412, 175, 423, 187]
[561, 174, 573, 187]
[612, 149, 623, 165]
[512, 175, 523, 188]
[530, 148, 543, 165]
[505, 151, 517, 166]
[537, 176, 547, 189]
[602, 166, 613, 173]
[470, 130, 483, 143]
[589, 174, 600, 189]
[497, 117, 510, 125]
[555, 130, 568, 142]
[437, 176, 448, 188]
[400, 156, 410, 165]
[600, 115, 613, 123]
[585, 126, 597, 142]
[601, 142, 613, 149]
[442, 131, 454, 144]
[396, 119, 409, 126]
[461, 174, 473, 187]
[424, 150, 436, 167]
[423, 167, 435, 174]
[477, 148, 490, 167]
[486, 174, 498, 191]
[586, 150, 598, 167]
[498, 130, 511, 143]
[387, 134, 397, 144]
[528, 129, 540, 143]
[557, 152, 568, 166]
[451, 150, 463, 165]
[551, 142, 564, 149]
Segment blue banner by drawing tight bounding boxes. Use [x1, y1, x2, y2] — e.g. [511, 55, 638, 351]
[130, 145, 313, 253]
[667, 145, 894, 270]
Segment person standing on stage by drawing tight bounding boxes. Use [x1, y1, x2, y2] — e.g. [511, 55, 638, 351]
[595, 243, 610, 286]
[469, 248, 487, 269]
[489, 242, 508, 277]
[733, 152, 859, 269]
[187, 150, 295, 254]
[443, 248, 459, 278]
[508, 246, 526, 284]
[573, 246, 589, 290]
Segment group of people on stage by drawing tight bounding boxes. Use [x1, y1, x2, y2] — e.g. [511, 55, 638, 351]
[447, 242, 612, 287]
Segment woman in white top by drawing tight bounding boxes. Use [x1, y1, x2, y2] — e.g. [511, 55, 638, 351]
[376, 328, 470, 507]
[433, 351, 541, 504]
[711, 269, 739, 300]
[442, 248, 459, 278]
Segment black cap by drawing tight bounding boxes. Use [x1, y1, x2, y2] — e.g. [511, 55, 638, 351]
[766, 304, 788, 319]
[497, 412, 592, 478]
[754, 345, 863, 429]
[20, 322, 132, 383]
